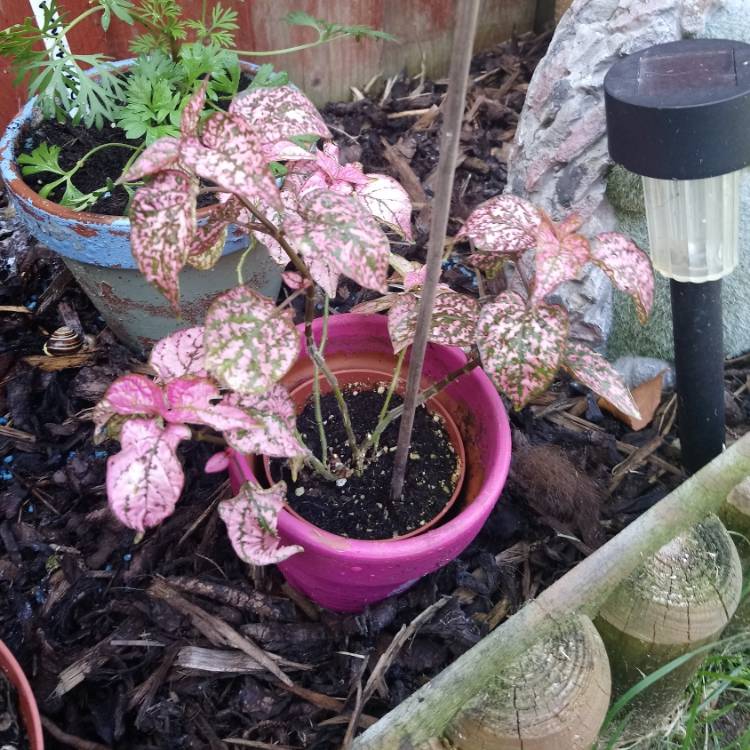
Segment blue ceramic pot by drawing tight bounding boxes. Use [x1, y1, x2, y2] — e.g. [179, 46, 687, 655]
[0, 60, 281, 352]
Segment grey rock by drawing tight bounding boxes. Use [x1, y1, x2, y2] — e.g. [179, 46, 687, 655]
[613, 356, 675, 390]
[506, 0, 721, 352]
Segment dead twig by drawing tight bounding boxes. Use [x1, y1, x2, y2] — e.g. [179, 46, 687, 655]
[0, 424, 36, 443]
[175, 645, 310, 674]
[147, 578, 292, 685]
[342, 597, 449, 748]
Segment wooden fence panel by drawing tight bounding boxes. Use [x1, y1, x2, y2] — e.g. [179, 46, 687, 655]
[0, 0, 536, 129]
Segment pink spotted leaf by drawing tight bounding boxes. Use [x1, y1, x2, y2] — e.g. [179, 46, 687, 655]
[297, 144, 370, 194]
[403, 265, 427, 291]
[107, 418, 190, 532]
[230, 85, 331, 148]
[120, 137, 181, 183]
[457, 195, 541, 255]
[163, 377, 258, 431]
[466, 252, 504, 274]
[356, 174, 413, 240]
[149, 327, 207, 382]
[281, 271, 307, 290]
[476, 292, 569, 409]
[591, 233, 654, 324]
[387, 294, 418, 353]
[204, 286, 299, 394]
[388, 288, 481, 353]
[96, 374, 165, 429]
[219, 481, 303, 565]
[531, 215, 591, 302]
[181, 81, 208, 137]
[283, 189, 390, 297]
[563, 341, 641, 420]
[224, 386, 307, 458]
[130, 170, 197, 310]
[188, 225, 227, 270]
[205, 452, 230, 473]
[187, 194, 243, 270]
[180, 112, 282, 212]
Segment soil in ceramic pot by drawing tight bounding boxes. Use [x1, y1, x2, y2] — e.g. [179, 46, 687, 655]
[0, 670, 28, 750]
[18, 73, 255, 215]
[274, 387, 460, 540]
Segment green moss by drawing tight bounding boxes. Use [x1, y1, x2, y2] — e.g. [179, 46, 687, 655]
[606, 164, 645, 215]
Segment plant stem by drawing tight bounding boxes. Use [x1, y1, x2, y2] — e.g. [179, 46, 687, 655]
[312, 296, 330, 465]
[78, 142, 139, 166]
[237, 197, 310, 280]
[389, 0, 480, 501]
[40, 142, 139, 202]
[59, 6, 101, 38]
[236, 237, 256, 285]
[301, 440, 339, 482]
[303, 291, 362, 468]
[234, 34, 357, 59]
[365, 347, 406, 463]
[119, 142, 146, 182]
[360, 358, 480, 462]
[235, 194, 361, 470]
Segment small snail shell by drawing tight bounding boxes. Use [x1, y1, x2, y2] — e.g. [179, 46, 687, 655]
[44, 326, 84, 356]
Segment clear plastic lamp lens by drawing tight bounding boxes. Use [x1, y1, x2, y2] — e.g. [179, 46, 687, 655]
[642, 171, 740, 282]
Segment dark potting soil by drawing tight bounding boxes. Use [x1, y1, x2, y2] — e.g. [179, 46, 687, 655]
[19, 118, 142, 215]
[0, 670, 28, 750]
[17, 73, 255, 216]
[278, 389, 459, 540]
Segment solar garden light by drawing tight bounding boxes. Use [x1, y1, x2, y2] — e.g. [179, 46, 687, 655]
[604, 38, 750, 474]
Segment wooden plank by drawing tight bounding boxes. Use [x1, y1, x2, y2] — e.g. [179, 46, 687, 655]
[0, 0, 537, 128]
[353, 433, 750, 748]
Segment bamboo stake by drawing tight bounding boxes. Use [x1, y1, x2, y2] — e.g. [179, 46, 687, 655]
[353, 433, 750, 749]
[389, 0, 480, 500]
[595, 515, 742, 739]
[446, 615, 611, 750]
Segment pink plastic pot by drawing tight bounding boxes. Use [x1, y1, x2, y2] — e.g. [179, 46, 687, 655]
[229, 314, 512, 612]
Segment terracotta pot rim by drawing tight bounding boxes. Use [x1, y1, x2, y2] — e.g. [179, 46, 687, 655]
[0, 640, 44, 750]
[0, 58, 258, 225]
[261, 366, 467, 541]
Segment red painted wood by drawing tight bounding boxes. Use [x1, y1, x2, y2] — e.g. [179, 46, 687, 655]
[0, 0, 535, 129]
[1, 0, 36, 127]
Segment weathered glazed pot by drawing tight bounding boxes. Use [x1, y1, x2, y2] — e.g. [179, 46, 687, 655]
[229, 314, 512, 613]
[0, 60, 280, 353]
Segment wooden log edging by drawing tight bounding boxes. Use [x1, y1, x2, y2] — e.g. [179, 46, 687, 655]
[595, 515, 742, 739]
[720, 477, 750, 635]
[445, 615, 611, 750]
[353, 434, 750, 749]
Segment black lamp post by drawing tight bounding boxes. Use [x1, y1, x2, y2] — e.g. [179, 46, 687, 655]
[605, 39, 750, 474]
